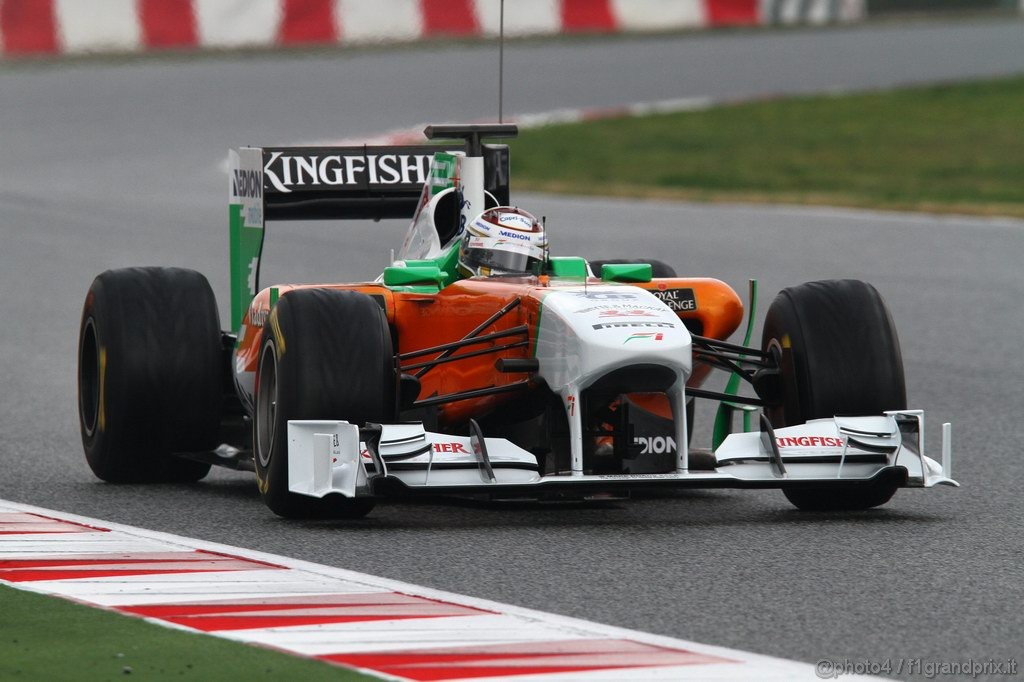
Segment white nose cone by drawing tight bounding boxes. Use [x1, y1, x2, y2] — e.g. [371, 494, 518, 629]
[535, 286, 692, 393]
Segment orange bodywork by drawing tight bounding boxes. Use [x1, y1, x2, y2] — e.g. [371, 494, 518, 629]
[235, 277, 743, 426]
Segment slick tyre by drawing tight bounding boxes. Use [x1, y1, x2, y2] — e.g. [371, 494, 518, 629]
[762, 279, 907, 511]
[78, 267, 220, 483]
[254, 289, 394, 519]
[589, 259, 676, 278]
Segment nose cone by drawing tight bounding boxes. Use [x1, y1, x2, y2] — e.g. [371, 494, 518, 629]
[535, 286, 692, 393]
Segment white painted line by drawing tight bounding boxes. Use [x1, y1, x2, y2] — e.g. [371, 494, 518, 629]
[324, 96, 716, 147]
[0, 500, 856, 681]
[537, 193, 1024, 230]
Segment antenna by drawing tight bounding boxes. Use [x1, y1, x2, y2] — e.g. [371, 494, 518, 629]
[542, 215, 552, 277]
[498, 0, 505, 123]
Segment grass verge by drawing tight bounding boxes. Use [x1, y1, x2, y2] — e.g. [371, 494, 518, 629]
[0, 584, 371, 681]
[510, 76, 1024, 218]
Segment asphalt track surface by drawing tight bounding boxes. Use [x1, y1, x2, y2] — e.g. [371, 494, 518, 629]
[2, 18, 1023, 678]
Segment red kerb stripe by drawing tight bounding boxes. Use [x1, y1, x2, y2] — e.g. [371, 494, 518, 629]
[138, 0, 197, 49]
[420, 0, 478, 37]
[323, 639, 733, 681]
[706, 0, 759, 26]
[279, 0, 336, 45]
[148, 612, 460, 632]
[561, 0, 616, 33]
[0, 568, 250, 582]
[1, 0, 58, 56]
[0, 512, 108, 534]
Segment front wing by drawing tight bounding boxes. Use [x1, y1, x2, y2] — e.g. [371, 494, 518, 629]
[285, 410, 956, 500]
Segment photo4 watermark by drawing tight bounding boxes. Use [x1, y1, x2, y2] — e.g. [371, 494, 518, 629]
[815, 657, 1018, 679]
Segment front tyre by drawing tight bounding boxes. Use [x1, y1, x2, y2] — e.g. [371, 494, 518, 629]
[253, 289, 394, 519]
[78, 267, 220, 483]
[762, 279, 907, 511]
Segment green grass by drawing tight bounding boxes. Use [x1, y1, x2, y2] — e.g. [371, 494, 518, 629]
[510, 76, 1024, 217]
[0, 585, 371, 681]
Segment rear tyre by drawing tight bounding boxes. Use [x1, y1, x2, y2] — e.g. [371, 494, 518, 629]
[761, 279, 906, 511]
[78, 267, 220, 483]
[588, 258, 676, 278]
[253, 289, 394, 519]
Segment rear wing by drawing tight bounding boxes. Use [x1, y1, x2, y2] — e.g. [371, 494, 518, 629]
[227, 143, 510, 332]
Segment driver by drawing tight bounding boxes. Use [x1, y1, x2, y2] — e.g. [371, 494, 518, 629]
[458, 206, 548, 277]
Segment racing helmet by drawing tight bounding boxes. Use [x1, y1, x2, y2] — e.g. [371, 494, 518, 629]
[459, 206, 547, 277]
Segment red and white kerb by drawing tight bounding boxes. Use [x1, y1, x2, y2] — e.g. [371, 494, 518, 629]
[0, 500, 825, 680]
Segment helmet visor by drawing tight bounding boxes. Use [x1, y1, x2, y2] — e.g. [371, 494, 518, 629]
[462, 245, 539, 274]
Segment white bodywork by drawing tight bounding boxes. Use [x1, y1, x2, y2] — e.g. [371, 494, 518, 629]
[534, 284, 692, 475]
[534, 285, 691, 392]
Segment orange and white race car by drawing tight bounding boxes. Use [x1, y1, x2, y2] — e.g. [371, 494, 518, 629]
[77, 124, 956, 519]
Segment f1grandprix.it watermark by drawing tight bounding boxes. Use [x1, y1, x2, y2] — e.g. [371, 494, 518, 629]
[815, 657, 1017, 679]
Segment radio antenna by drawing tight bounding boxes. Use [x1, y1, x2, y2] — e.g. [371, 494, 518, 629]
[498, 0, 505, 123]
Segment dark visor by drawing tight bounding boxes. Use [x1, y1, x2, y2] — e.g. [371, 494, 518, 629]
[464, 247, 538, 274]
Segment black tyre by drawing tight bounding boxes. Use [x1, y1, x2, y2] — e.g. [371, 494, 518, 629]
[762, 279, 907, 511]
[589, 258, 676, 278]
[253, 289, 394, 519]
[78, 267, 221, 483]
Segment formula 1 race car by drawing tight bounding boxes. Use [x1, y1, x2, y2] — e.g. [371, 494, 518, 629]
[77, 124, 957, 519]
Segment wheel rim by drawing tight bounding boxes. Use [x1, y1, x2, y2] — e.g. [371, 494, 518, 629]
[79, 318, 100, 438]
[256, 340, 278, 469]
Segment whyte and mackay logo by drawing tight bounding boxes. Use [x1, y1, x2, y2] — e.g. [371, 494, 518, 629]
[572, 292, 639, 301]
[262, 151, 433, 193]
[600, 309, 657, 318]
[248, 306, 269, 328]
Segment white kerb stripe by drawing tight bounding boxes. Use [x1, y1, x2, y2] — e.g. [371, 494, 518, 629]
[474, 0, 561, 37]
[55, 0, 140, 54]
[195, 0, 281, 48]
[610, 0, 707, 30]
[336, 0, 423, 44]
[218, 614, 591, 655]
